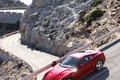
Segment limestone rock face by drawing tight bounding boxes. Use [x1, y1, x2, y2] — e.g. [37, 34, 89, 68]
[33, 0, 50, 7]
[20, 0, 94, 56]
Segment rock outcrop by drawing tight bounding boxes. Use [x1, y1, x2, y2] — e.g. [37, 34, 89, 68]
[20, 0, 120, 56]
[20, 0, 94, 56]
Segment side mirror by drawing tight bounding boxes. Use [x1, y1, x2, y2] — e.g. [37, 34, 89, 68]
[80, 64, 84, 67]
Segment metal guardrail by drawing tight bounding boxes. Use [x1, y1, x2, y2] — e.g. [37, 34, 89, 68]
[2, 30, 20, 38]
[22, 26, 120, 80]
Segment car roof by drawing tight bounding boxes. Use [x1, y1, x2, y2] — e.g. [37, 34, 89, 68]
[69, 50, 101, 59]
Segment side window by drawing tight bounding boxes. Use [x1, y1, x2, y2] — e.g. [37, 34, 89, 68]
[80, 56, 92, 65]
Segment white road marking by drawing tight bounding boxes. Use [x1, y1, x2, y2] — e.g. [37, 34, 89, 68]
[89, 68, 108, 80]
[20, 51, 25, 53]
[30, 55, 34, 58]
[40, 59, 46, 62]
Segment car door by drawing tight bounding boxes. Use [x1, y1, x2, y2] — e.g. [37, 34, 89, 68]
[75, 56, 94, 80]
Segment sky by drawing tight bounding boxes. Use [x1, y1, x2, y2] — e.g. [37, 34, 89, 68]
[20, 0, 32, 5]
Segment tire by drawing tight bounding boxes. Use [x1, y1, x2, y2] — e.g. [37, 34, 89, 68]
[95, 60, 103, 71]
[67, 78, 73, 80]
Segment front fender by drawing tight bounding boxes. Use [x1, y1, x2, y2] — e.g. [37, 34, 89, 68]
[59, 72, 75, 80]
[43, 69, 53, 80]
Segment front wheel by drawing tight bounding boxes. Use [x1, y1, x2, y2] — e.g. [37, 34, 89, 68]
[95, 60, 103, 71]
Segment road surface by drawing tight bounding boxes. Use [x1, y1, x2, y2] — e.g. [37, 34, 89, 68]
[0, 33, 120, 80]
[0, 33, 59, 79]
[82, 38, 120, 80]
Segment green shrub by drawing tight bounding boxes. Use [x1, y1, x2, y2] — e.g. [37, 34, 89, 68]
[0, 23, 3, 29]
[85, 17, 94, 26]
[85, 9, 105, 26]
[0, 21, 20, 30]
[91, 0, 104, 7]
[16, 20, 20, 30]
[0, 21, 20, 38]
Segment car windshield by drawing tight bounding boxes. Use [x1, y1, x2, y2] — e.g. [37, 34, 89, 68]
[59, 56, 80, 69]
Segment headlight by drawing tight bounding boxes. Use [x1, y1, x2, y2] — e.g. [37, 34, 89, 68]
[42, 75, 45, 80]
[72, 69, 77, 72]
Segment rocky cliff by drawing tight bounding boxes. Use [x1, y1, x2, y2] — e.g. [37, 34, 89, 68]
[0, 48, 35, 80]
[0, 0, 27, 8]
[20, 0, 120, 56]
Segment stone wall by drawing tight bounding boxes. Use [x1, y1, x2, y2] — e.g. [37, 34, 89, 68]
[0, 12, 22, 24]
[0, 48, 36, 80]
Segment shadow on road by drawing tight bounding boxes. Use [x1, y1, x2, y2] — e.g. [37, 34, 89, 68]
[81, 67, 109, 80]
[21, 42, 60, 57]
[21, 42, 37, 50]
[100, 39, 120, 52]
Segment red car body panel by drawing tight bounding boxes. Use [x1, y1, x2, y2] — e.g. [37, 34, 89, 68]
[43, 50, 105, 80]
[45, 66, 72, 80]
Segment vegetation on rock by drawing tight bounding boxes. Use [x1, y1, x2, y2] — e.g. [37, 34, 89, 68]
[91, 0, 104, 7]
[0, 21, 20, 30]
[0, 20, 20, 38]
[85, 9, 105, 26]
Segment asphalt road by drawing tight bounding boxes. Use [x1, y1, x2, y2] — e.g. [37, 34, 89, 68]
[0, 33, 59, 79]
[82, 38, 120, 80]
[0, 33, 120, 80]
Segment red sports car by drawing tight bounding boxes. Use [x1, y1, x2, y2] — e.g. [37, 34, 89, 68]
[42, 50, 106, 80]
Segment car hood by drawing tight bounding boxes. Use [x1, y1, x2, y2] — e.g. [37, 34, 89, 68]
[45, 66, 73, 80]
